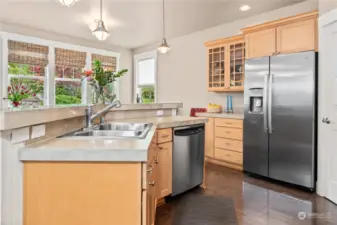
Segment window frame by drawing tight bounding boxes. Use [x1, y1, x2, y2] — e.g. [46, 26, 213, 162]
[133, 50, 158, 103]
[0, 32, 121, 108]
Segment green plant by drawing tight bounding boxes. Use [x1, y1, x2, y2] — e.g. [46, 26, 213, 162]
[141, 87, 155, 103]
[84, 60, 128, 103]
[56, 95, 81, 105]
[7, 79, 36, 107]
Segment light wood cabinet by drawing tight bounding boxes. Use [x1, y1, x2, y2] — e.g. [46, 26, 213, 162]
[276, 18, 316, 54]
[245, 28, 276, 59]
[205, 35, 245, 92]
[152, 128, 173, 200]
[205, 118, 214, 157]
[144, 161, 157, 225]
[156, 142, 172, 198]
[202, 117, 243, 171]
[242, 10, 318, 59]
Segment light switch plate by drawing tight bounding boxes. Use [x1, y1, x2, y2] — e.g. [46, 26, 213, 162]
[157, 110, 164, 116]
[31, 124, 46, 139]
[11, 127, 30, 144]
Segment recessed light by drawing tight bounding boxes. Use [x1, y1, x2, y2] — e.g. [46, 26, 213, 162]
[240, 5, 251, 11]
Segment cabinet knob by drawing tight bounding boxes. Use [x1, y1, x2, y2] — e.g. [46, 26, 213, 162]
[153, 157, 159, 164]
[149, 181, 156, 186]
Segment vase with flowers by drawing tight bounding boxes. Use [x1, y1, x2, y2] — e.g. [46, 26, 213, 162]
[7, 79, 36, 107]
[83, 60, 128, 104]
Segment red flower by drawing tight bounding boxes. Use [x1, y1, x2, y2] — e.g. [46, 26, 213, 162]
[7, 86, 11, 92]
[84, 70, 93, 77]
[33, 93, 36, 97]
[21, 85, 25, 90]
[21, 92, 24, 95]
[13, 101, 20, 107]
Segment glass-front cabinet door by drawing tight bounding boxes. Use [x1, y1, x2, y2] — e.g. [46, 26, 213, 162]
[208, 46, 225, 91]
[228, 42, 245, 91]
[205, 35, 245, 92]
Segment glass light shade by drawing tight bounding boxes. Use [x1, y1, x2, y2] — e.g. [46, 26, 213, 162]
[158, 38, 170, 54]
[56, 0, 76, 7]
[92, 20, 110, 41]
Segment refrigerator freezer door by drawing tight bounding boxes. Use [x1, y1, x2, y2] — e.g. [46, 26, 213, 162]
[243, 57, 270, 176]
[269, 51, 316, 189]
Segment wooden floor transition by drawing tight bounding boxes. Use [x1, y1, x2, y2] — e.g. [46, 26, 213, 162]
[156, 163, 337, 225]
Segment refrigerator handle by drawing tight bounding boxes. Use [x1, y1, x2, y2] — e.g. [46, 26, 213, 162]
[268, 74, 273, 134]
[263, 74, 269, 133]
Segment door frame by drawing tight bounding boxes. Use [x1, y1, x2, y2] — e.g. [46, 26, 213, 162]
[317, 7, 337, 197]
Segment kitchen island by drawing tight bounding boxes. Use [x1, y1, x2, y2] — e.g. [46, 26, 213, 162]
[19, 116, 207, 225]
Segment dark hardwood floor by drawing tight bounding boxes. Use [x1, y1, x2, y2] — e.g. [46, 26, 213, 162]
[156, 163, 337, 225]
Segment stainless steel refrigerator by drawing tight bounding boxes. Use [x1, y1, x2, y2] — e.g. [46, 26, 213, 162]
[243, 51, 317, 190]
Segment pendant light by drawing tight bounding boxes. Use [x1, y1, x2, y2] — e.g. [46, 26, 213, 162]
[158, 0, 170, 54]
[92, 0, 110, 41]
[55, 0, 77, 7]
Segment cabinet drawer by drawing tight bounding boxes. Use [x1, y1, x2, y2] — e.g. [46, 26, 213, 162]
[215, 126, 242, 140]
[215, 138, 242, 152]
[215, 118, 243, 128]
[156, 128, 172, 143]
[214, 148, 243, 165]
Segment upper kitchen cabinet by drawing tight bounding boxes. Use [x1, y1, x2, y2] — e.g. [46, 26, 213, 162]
[205, 35, 245, 92]
[242, 10, 318, 59]
[244, 28, 276, 59]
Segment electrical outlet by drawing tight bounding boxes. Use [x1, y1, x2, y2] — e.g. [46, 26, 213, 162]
[31, 125, 46, 139]
[157, 110, 164, 116]
[11, 127, 30, 144]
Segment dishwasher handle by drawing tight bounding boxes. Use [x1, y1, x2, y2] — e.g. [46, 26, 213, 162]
[174, 125, 204, 136]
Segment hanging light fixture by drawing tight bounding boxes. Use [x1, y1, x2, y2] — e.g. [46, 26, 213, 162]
[158, 0, 170, 54]
[92, 0, 110, 41]
[55, 0, 77, 7]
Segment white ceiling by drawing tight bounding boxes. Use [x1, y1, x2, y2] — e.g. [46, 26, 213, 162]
[0, 0, 305, 49]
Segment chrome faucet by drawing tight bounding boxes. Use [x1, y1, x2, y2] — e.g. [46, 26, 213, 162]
[85, 100, 122, 128]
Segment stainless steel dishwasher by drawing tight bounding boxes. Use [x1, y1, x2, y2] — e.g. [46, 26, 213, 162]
[172, 124, 205, 196]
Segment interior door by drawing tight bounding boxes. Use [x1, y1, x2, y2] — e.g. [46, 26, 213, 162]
[269, 51, 316, 189]
[319, 19, 337, 204]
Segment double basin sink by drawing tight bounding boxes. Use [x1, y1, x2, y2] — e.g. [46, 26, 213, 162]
[59, 123, 153, 139]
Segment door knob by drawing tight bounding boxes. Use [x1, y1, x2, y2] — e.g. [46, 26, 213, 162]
[322, 117, 331, 124]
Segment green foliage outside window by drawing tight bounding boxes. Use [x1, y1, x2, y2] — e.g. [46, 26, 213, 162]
[141, 87, 155, 103]
[8, 63, 82, 105]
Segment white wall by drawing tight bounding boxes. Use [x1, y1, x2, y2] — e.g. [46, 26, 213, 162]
[319, 0, 337, 13]
[133, 0, 318, 115]
[0, 22, 133, 104]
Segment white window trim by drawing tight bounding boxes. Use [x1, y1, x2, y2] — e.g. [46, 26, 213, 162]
[0, 31, 121, 107]
[133, 50, 158, 103]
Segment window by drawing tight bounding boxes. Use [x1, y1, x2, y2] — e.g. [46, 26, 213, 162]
[3, 33, 120, 109]
[134, 51, 157, 103]
[7, 40, 49, 106]
[92, 54, 118, 103]
[55, 48, 86, 105]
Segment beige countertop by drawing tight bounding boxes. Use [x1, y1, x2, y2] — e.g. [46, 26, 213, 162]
[19, 116, 208, 162]
[195, 112, 244, 119]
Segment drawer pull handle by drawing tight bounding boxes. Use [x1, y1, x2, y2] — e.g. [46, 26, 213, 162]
[226, 131, 231, 134]
[149, 181, 156, 186]
[225, 123, 232, 125]
[161, 135, 169, 138]
[226, 143, 231, 145]
[153, 157, 159, 164]
[146, 165, 153, 173]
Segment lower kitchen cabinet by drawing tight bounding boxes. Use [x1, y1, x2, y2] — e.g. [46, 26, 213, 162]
[205, 118, 214, 157]
[156, 142, 172, 198]
[204, 117, 243, 171]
